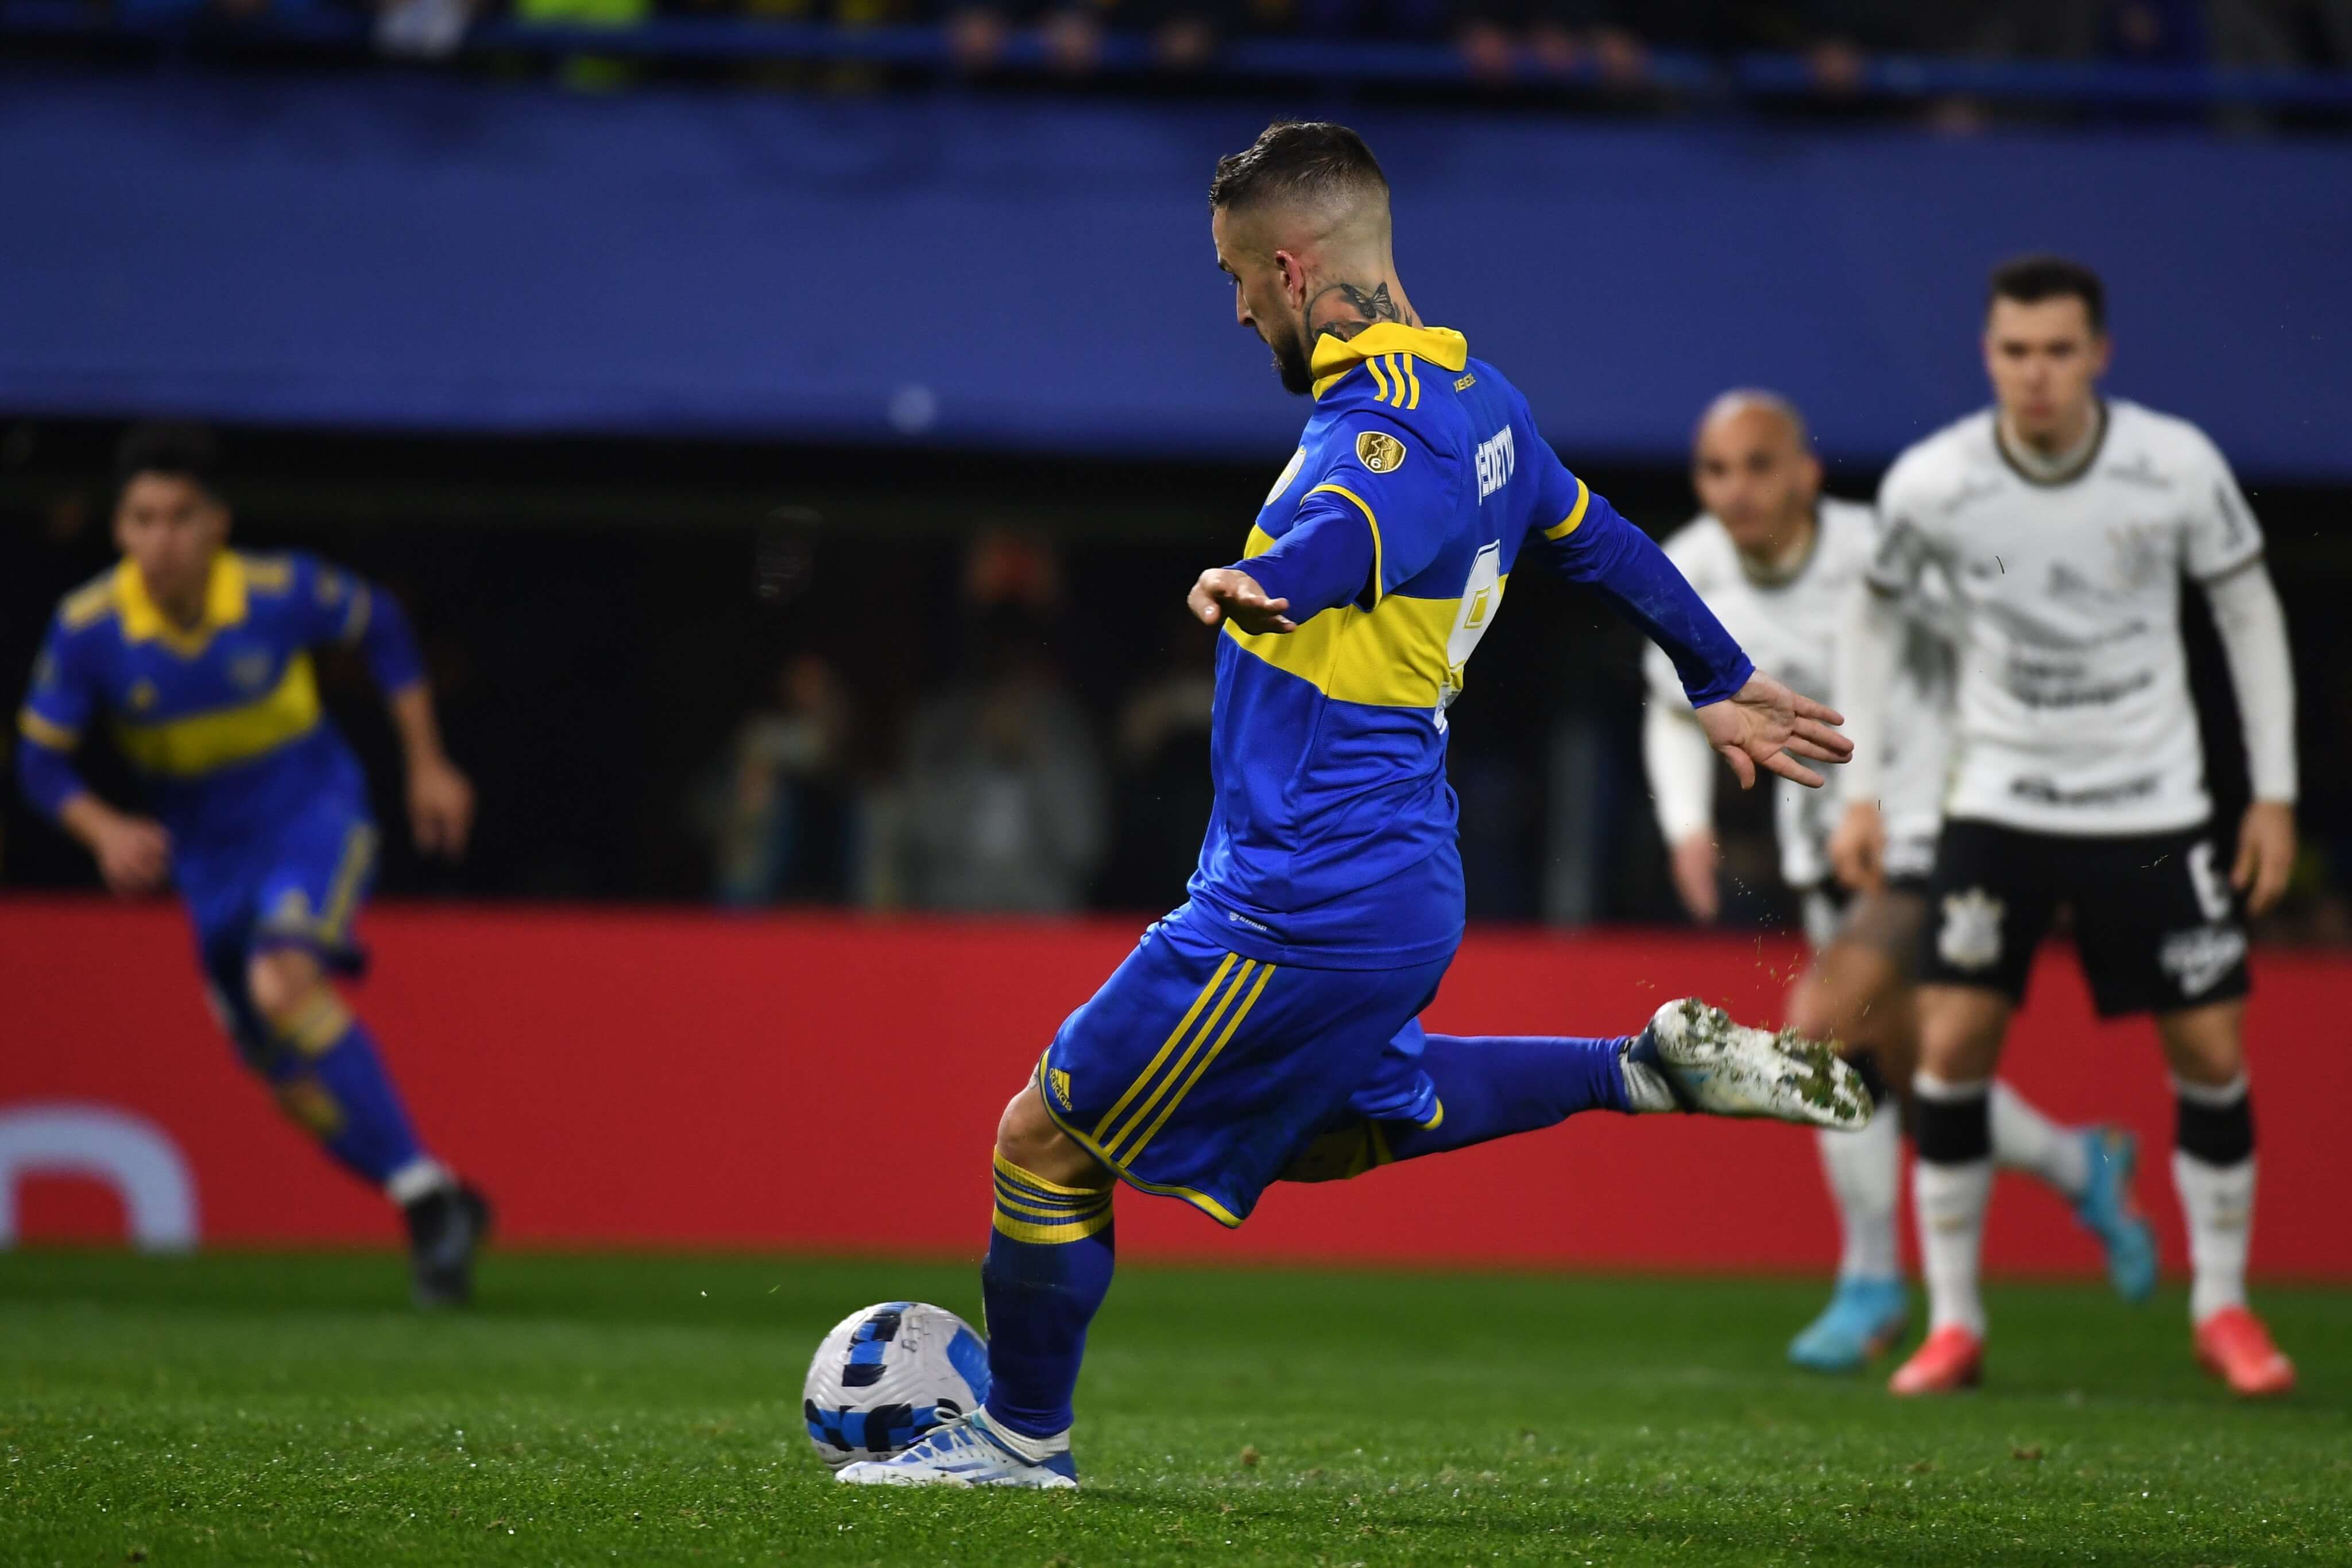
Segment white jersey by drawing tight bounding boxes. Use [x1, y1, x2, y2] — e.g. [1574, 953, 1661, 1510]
[1646, 499, 1953, 889]
[1870, 399, 2264, 837]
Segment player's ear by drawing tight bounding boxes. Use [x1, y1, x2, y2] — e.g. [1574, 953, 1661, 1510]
[2087, 330, 2114, 378]
[1274, 249, 1309, 311]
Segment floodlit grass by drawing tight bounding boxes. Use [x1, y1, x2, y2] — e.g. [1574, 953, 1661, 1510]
[1, 1250, 2345, 1565]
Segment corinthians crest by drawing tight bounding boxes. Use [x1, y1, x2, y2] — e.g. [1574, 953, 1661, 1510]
[1355, 430, 1406, 473]
[1937, 888, 2005, 971]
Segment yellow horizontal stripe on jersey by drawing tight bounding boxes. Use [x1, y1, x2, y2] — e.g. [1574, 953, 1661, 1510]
[18, 708, 78, 750]
[110, 653, 323, 778]
[1305, 483, 1384, 607]
[1224, 578, 1510, 710]
[1541, 478, 1592, 541]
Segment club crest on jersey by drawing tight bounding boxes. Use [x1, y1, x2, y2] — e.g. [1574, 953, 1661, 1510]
[1355, 431, 1406, 474]
[229, 650, 275, 694]
[1937, 888, 2005, 971]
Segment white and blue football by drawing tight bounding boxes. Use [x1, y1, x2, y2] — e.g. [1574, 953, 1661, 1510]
[802, 1301, 991, 1468]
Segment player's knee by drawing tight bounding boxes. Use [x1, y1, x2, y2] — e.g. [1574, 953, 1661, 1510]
[246, 948, 327, 1030]
[995, 1084, 1105, 1189]
[1915, 986, 2006, 1081]
[2158, 1002, 2245, 1087]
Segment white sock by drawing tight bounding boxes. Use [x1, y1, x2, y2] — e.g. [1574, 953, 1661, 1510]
[978, 1410, 1070, 1460]
[385, 1156, 455, 1206]
[1989, 1081, 2090, 1199]
[2172, 1149, 2255, 1324]
[1817, 1112, 1901, 1282]
[1913, 1156, 1993, 1337]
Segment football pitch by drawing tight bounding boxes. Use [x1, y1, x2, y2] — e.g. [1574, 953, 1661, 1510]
[2, 1252, 2345, 1566]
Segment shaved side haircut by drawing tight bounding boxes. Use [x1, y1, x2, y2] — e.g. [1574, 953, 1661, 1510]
[1208, 122, 1389, 217]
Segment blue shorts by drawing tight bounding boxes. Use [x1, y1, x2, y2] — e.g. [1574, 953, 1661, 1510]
[1035, 907, 1455, 1228]
[179, 799, 379, 1067]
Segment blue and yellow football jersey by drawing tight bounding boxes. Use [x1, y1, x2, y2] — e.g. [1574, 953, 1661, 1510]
[1180, 323, 1750, 968]
[17, 549, 423, 868]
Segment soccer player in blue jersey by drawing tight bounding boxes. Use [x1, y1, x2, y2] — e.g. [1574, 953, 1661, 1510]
[15, 424, 491, 1306]
[840, 123, 1860, 1489]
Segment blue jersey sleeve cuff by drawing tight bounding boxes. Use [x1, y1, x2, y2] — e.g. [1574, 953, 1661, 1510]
[16, 731, 86, 821]
[357, 584, 427, 694]
[1680, 654, 1754, 711]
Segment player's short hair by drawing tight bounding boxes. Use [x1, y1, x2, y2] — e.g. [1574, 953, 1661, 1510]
[1988, 254, 2106, 333]
[1209, 122, 1388, 215]
[1697, 389, 1811, 453]
[114, 421, 220, 494]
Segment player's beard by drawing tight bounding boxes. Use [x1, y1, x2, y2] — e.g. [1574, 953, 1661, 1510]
[1267, 316, 1315, 397]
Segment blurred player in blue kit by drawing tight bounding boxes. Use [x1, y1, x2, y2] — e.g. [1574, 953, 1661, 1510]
[842, 123, 1866, 1490]
[15, 424, 491, 1307]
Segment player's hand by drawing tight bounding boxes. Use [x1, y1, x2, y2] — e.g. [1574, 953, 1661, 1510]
[2232, 799, 2296, 917]
[1670, 831, 1720, 924]
[92, 814, 172, 896]
[1188, 568, 1297, 636]
[1829, 800, 1886, 895]
[408, 754, 475, 860]
[1693, 672, 1850, 790]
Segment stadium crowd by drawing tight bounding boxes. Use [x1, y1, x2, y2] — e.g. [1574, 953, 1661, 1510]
[6, 431, 2351, 943]
[45, 0, 2352, 76]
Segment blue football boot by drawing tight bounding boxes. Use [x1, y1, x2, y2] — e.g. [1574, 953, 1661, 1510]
[1787, 1276, 1910, 1373]
[2072, 1126, 2158, 1304]
[836, 1411, 1079, 1490]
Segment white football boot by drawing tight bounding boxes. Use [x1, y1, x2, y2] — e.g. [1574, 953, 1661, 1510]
[836, 1411, 1079, 1489]
[1623, 999, 1872, 1129]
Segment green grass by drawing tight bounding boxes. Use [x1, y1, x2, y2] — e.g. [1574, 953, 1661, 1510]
[1, 1252, 2345, 1566]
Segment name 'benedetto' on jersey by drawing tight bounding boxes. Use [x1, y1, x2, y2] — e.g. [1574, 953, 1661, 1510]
[1869, 398, 2264, 837]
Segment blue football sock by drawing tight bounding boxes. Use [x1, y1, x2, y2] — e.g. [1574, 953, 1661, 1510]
[266, 997, 428, 1190]
[1382, 1032, 1633, 1162]
[981, 1153, 1115, 1442]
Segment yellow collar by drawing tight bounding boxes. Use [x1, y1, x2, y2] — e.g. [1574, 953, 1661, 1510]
[117, 552, 247, 657]
[1310, 324, 1469, 400]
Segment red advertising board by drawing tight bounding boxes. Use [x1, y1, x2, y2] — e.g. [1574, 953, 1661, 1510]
[3, 897, 2345, 1277]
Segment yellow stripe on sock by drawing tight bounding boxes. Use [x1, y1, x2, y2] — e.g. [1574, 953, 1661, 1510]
[992, 1203, 1114, 1244]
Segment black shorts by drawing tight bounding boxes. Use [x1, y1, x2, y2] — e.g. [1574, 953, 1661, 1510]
[1918, 818, 2251, 1018]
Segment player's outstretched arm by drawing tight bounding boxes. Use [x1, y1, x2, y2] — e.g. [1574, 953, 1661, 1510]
[1530, 478, 1848, 789]
[1693, 673, 1850, 791]
[1189, 569, 1295, 635]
